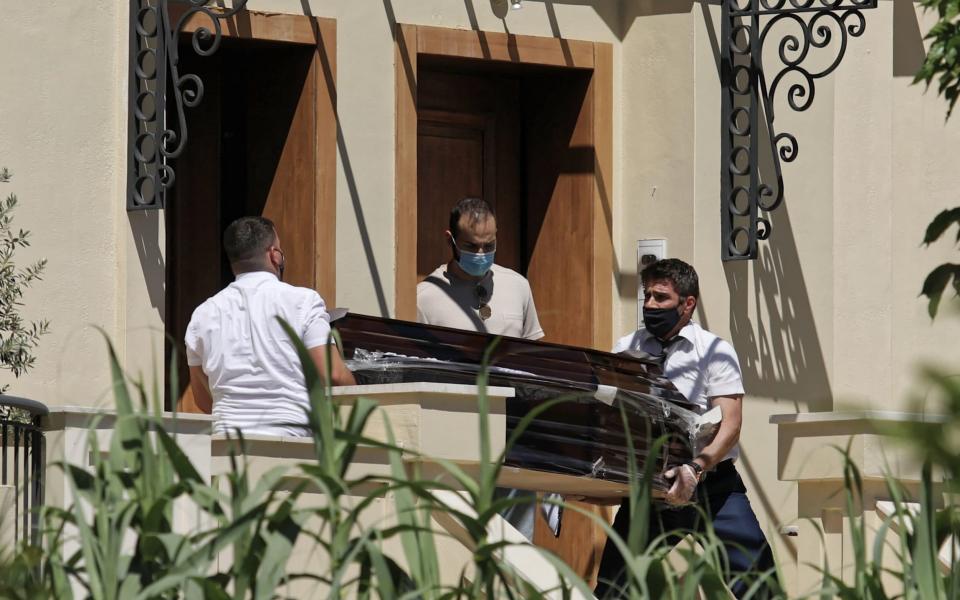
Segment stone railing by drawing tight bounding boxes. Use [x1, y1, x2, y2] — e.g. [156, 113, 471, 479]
[35, 383, 593, 599]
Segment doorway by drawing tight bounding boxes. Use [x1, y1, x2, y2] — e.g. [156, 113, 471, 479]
[396, 25, 613, 351]
[395, 24, 615, 585]
[165, 12, 336, 412]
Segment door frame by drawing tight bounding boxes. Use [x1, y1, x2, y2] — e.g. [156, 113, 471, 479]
[394, 24, 613, 350]
[174, 8, 338, 304]
[169, 9, 337, 413]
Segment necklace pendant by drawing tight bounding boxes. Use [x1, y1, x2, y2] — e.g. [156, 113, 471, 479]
[479, 304, 492, 320]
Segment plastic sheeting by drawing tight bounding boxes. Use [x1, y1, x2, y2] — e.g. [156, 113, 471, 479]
[346, 348, 716, 493]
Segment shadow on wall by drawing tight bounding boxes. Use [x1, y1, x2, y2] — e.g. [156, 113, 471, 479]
[723, 124, 833, 413]
[306, 0, 390, 317]
[693, 0, 833, 412]
[892, 0, 926, 78]
[128, 210, 165, 323]
[623, 0, 696, 38]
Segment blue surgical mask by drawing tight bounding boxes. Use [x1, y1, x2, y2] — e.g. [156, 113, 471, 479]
[458, 249, 495, 277]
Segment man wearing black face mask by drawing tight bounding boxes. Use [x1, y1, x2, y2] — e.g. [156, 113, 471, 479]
[185, 216, 355, 437]
[595, 258, 775, 599]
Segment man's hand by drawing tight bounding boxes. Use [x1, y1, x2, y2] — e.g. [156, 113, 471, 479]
[663, 463, 698, 506]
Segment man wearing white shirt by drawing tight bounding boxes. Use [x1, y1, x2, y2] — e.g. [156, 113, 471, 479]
[595, 259, 775, 598]
[185, 216, 355, 437]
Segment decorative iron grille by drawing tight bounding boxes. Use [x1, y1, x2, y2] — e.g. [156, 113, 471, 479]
[720, 0, 877, 260]
[127, 0, 248, 210]
[0, 395, 47, 547]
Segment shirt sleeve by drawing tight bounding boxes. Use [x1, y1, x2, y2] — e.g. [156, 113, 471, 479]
[301, 291, 332, 349]
[415, 283, 429, 324]
[416, 304, 429, 324]
[611, 333, 635, 354]
[184, 312, 203, 367]
[705, 338, 746, 398]
[521, 281, 545, 341]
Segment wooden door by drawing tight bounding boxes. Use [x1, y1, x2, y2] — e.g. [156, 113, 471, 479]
[413, 65, 610, 587]
[400, 33, 615, 587]
[167, 34, 328, 412]
[417, 112, 489, 280]
[521, 70, 594, 348]
[416, 69, 522, 278]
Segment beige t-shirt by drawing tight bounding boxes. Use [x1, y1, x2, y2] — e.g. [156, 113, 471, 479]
[416, 263, 544, 340]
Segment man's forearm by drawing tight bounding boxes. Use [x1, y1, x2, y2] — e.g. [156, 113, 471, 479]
[188, 366, 214, 414]
[693, 395, 742, 471]
[308, 344, 357, 387]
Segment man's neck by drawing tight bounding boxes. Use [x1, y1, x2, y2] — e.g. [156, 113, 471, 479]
[234, 267, 277, 279]
[654, 320, 692, 345]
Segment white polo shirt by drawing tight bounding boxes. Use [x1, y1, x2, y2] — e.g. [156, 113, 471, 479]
[613, 322, 745, 461]
[185, 271, 332, 437]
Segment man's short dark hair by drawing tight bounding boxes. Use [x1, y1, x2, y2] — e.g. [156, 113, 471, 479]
[223, 216, 276, 264]
[449, 198, 495, 239]
[641, 258, 700, 299]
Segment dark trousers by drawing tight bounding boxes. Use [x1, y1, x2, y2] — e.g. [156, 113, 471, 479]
[594, 460, 776, 598]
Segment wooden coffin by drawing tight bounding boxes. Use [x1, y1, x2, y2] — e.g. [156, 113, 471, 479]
[333, 313, 704, 493]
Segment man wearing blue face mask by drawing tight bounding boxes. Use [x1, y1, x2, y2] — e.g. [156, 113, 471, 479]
[595, 258, 776, 598]
[417, 197, 545, 541]
[417, 197, 544, 341]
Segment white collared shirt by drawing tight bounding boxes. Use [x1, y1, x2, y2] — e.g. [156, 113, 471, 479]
[185, 271, 332, 437]
[613, 322, 745, 461]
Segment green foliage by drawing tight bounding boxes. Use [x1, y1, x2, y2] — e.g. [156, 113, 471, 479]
[915, 0, 960, 118]
[815, 451, 959, 599]
[7, 321, 959, 598]
[0, 546, 52, 599]
[0, 321, 792, 599]
[916, 5, 960, 319]
[0, 167, 49, 394]
[834, 365, 960, 600]
[920, 208, 960, 318]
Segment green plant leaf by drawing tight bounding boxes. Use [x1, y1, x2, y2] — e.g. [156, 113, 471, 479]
[337, 395, 379, 479]
[922, 207, 960, 245]
[253, 496, 306, 600]
[920, 263, 960, 317]
[276, 317, 338, 475]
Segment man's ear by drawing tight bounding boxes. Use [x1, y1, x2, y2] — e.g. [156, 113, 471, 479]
[682, 295, 697, 316]
[446, 230, 458, 253]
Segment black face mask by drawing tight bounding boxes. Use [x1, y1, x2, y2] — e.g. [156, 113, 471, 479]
[643, 305, 683, 340]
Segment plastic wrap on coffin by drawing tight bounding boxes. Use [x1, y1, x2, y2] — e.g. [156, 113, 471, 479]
[335, 313, 710, 494]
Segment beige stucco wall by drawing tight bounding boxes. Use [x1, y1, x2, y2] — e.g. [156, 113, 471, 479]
[622, 0, 960, 417]
[2, 0, 959, 593]
[618, 0, 960, 593]
[259, 0, 625, 319]
[0, 1, 135, 406]
[0, 0, 623, 403]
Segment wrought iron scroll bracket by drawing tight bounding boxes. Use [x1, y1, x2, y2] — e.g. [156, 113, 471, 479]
[127, 0, 248, 211]
[720, 0, 876, 260]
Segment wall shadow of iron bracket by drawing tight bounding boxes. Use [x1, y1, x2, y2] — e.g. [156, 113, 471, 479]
[720, 0, 877, 260]
[127, 0, 250, 211]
